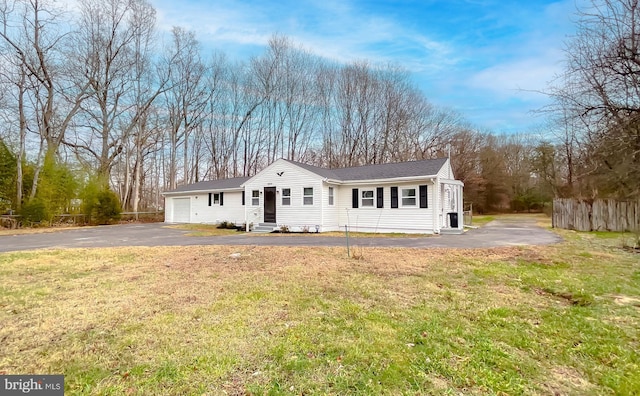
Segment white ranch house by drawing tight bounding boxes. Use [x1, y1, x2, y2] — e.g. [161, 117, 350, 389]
[162, 157, 464, 234]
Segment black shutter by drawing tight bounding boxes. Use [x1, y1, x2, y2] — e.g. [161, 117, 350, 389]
[220, 192, 224, 206]
[208, 193, 212, 206]
[419, 185, 428, 208]
[376, 187, 384, 208]
[352, 188, 359, 208]
[391, 187, 398, 208]
[242, 191, 245, 205]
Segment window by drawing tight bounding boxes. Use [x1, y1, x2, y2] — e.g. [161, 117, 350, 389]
[282, 188, 291, 205]
[252, 190, 259, 206]
[328, 187, 334, 206]
[361, 189, 374, 207]
[401, 188, 416, 206]
[210, 192, 224, 206]
[303, 187, 313, 205]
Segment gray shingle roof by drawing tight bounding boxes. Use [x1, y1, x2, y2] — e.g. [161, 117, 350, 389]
[164, 177, 249, 194]
[284, 160, 341, 179]
[284, 158, 448, 181]
[164, 158, 448, 194]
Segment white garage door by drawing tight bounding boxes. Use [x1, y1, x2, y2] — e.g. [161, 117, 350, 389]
[172, 197, 191, 223]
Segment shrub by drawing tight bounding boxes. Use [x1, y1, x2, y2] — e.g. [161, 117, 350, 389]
[217, 221, 237, 229]
[93, 189, 122, 225]
[19, 198, 51, 226]
[82, 184, 122, 225]
[0, 139, 16, 208]
[37, 154, 78, 215]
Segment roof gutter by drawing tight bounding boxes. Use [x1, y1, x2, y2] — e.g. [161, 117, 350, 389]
[162, 187, 245, 196]
[324, 175, 438, 185]
[440, 179, 464, 187]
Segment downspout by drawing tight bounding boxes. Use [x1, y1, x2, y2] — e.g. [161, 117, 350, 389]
[459, 184, 464, 230]
[244, 188, 249, 232]
[434, 176, 440, 234]
[321, 179, 327, 232]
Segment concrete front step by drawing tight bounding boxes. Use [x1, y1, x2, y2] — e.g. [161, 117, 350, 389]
[252, 223, 278, 233]
[439, 228, 464, 235]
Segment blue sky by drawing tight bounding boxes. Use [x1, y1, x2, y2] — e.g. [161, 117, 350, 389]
[149, 0, 582, 134]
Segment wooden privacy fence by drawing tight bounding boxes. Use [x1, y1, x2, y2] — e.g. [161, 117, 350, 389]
[553, 198, 640, 232]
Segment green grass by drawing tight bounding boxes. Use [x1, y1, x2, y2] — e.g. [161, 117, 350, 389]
[468, 215, 495, 227]
[590, 230, 632, 239]
[0, 228, 639, 395]
[470, 213, 552, 228]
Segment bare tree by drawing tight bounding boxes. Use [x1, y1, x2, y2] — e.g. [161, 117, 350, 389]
[161, 26, 210, 189]
[68, 0, 163, 183]
[0, 55, 28, 209]
[549, 0, 640, 198]
[0, 0, 89, 201]
[202, 53, 239, 179]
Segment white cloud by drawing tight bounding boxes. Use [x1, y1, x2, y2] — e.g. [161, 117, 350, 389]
[149, 0, 454, 71]
[147, 0, 577, 133]
[468, 55, 563, 101]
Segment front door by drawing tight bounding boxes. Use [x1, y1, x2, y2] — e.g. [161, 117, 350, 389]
[264, 187, 276, 223]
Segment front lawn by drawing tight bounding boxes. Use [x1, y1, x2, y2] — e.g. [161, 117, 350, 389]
[164, 223, 242, 236]
[0, 230, 638, 395]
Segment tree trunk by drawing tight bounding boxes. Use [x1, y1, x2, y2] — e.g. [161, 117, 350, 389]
[16, 67, 27, 210]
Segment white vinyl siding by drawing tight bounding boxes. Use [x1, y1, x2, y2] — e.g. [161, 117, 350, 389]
[322, 184, 340, 231]
[338, 182, 435, 234]
[243, 159, 324, 229]
[167, 191, 245, 225]
[196, 192, 243, 224]
[437, 158, 454, 179]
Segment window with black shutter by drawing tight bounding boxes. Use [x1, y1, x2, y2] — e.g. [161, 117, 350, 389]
[352, 188, 359, 208]
[361, 190, 374, 206]
[376, 187, 384, 208]
[220, 192, 224, 206]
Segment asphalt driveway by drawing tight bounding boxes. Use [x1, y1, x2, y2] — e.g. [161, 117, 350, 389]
[0, 217, 561, 253]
